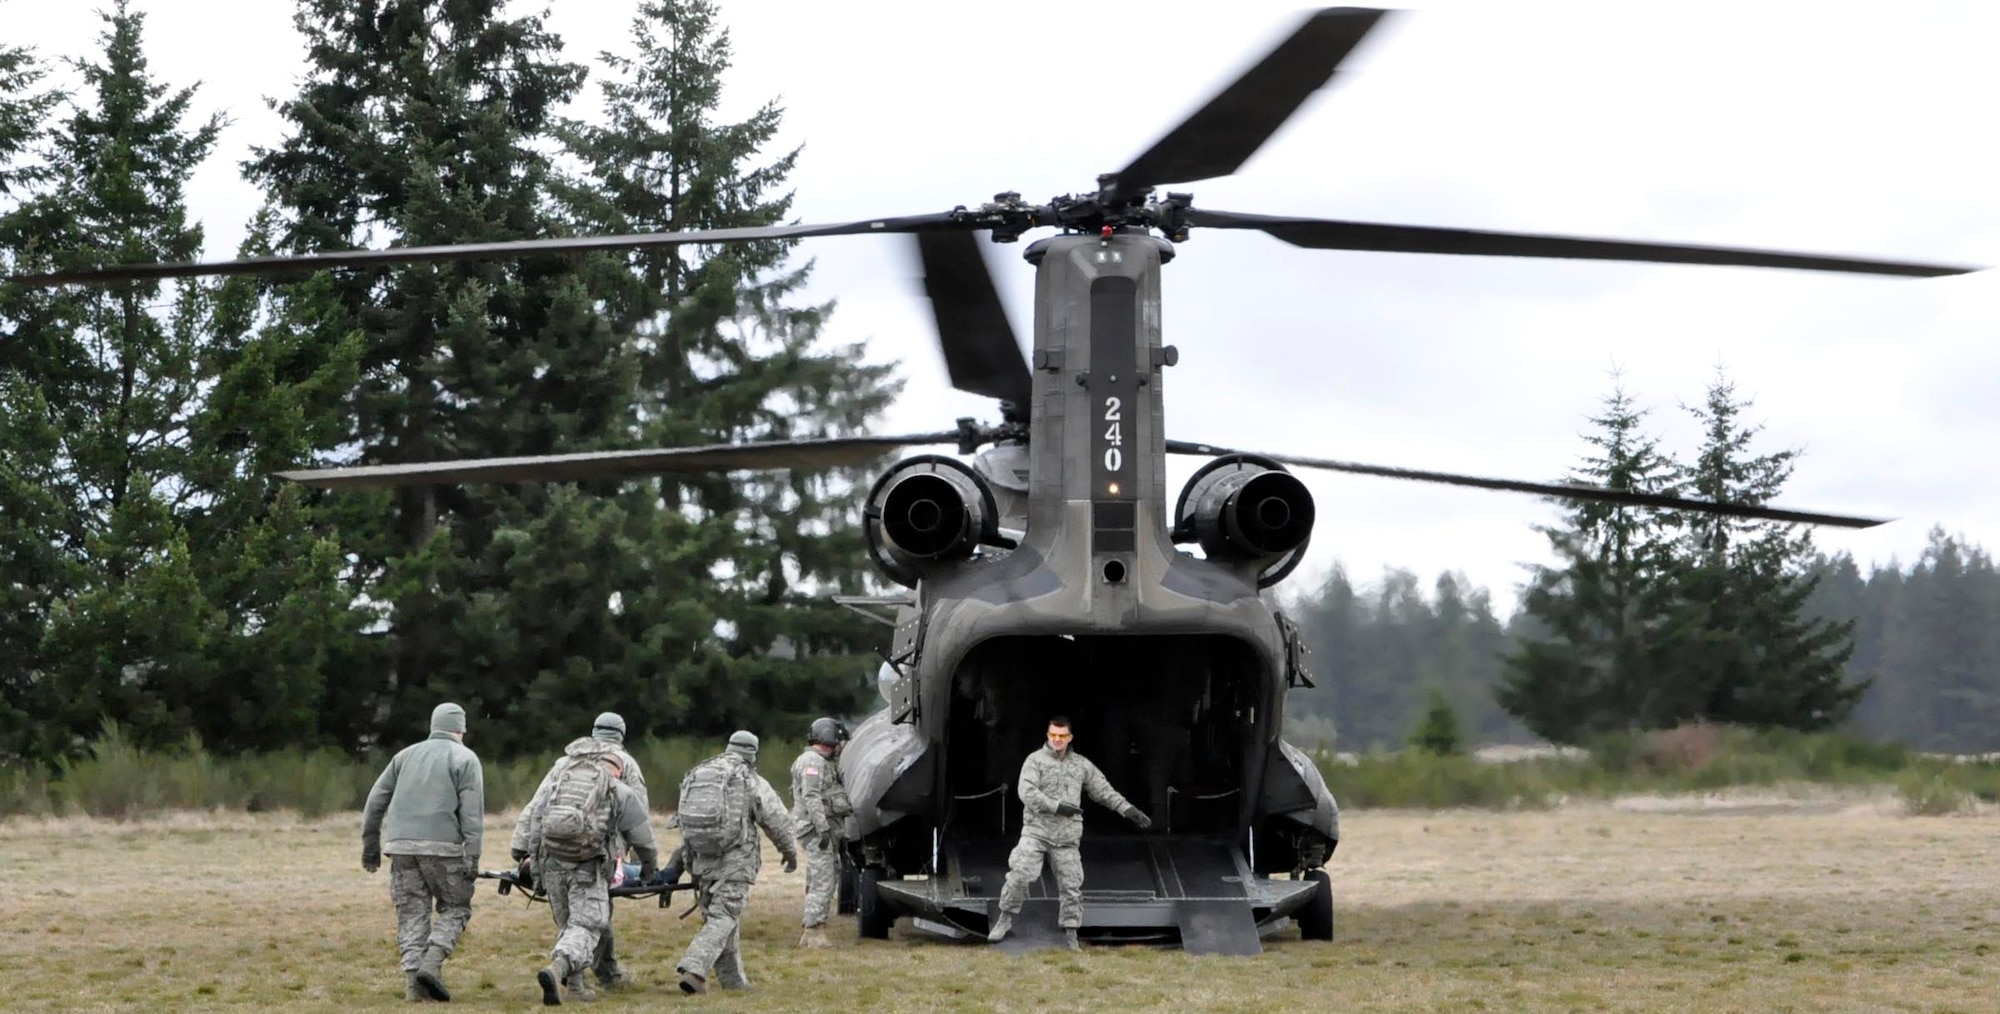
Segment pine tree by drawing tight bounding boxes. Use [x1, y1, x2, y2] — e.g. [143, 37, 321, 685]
[244, 0, 645, 754]
[1498, 373, 1682, 742]
[0, 2, 227, 757]
[1655, 369, 1862, 731]
[1407, 687, 1464, 756]
[556, 0, 900, 733]
[0, 31, 64, 763]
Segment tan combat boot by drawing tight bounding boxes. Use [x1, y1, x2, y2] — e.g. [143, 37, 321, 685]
[564, 970, 597, 1003]
[405, 971, 427, 1002]
[537, 954, 571, 1007]
[798, 924, 834, 949]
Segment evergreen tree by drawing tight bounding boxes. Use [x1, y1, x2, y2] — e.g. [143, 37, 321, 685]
[1407, 687, 1464, 756]
[556, 0, 900, 733]
[0, 3, 230, 759]
[1655, 369, 1861, 731]
[244, 0, 645, 754]
[1498, 374, 1682, 742]
[0, 30, 64, 763]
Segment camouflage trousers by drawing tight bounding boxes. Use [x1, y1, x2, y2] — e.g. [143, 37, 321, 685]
[801, 838, 841, 927]
[541, 857, 612, 973]
[997, 835, 1085, 929]
[388, 854, 475, 972]
[678, 878, 751, 988]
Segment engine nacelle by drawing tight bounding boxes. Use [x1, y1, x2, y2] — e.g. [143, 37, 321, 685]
[1174, 454, 1315, 587]
[864, 455, 999, 587]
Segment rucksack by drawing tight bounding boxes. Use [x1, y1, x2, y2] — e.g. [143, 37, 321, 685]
[677, 755, 751, 858]
[538, 755, 617, 862]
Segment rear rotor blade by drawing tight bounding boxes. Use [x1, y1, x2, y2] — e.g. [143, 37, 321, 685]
[279, 433, 964, 490]
[1107, 7, 1390, 203]
[914, 231, 1032, 405]
[1185, 209, 1978, 277]
[7, 214, 966, 286]
[1165, 440, 1890, 528]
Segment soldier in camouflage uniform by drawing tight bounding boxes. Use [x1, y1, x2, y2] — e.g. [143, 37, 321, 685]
[987, 715, 1151, 951]
[790, 717, 854, 948]
[511, 712, 646, 996]
[520, 748, 660, 1007]
[674, 730, 799, 994]
[361, 702, 487, 1002]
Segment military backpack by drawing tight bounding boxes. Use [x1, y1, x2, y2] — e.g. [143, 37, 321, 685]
[677, 755, 751, 858]
[538, 754, 617, 862]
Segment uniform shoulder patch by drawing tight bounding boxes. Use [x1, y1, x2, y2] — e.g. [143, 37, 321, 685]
[804, 766, 821, 776]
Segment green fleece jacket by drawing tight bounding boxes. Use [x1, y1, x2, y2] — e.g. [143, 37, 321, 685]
[361, 732, 486, 861]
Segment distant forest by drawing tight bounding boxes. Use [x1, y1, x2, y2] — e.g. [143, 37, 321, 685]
[1282, 528, 2000, 754]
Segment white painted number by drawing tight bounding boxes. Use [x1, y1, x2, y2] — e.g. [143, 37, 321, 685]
[1102, 397, 1124, 473]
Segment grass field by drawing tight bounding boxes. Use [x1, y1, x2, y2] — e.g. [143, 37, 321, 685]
[4, 788, 1997, 1012]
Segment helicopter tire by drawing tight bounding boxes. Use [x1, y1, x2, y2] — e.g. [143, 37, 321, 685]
[857, 865, 894, 939]
[1298, 868, 1334, 940]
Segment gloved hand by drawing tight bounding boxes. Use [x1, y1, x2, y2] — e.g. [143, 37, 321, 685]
[511, 848, 529, 863]
[464, 856, 479, 881]
[516, 855, 535, 888]
[362, 849, 380, 873]
[1055, 802, 1081, 817]
[1124, 807, 1152, 830]
[782, 853, 799, 874]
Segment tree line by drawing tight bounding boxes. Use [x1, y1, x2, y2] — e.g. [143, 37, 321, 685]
[1, 0, 895, 767]
[1283, 375, 1997, 755]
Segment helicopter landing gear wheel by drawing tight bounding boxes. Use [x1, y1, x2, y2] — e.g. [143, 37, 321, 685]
[857, 865, 894, 940]
[1298, 868, 1333, 941]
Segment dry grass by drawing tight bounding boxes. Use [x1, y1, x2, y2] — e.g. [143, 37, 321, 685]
[5, 796, 1999, 1012]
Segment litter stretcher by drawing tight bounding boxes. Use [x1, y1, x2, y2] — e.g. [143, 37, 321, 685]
[478, 861, 696, 909]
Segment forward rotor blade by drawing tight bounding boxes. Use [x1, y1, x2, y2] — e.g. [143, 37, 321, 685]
[1184, 209, 1978, 277]
[278, 433, 964, 490]
[6, 214, 965, 286]
[914, 231, 1032, 405]
[1165, 440, 1890, 528]
[1107, 7, 1390, 202]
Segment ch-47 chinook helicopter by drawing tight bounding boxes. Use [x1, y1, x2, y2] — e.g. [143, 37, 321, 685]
[11, 7, 1979, 955]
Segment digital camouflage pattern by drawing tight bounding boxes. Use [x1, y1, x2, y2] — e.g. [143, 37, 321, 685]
[513, 738, 649, 984]
[677, 751, 798, 988]
[540, 855, 612, 977]
[790, 746, 854, 927]
[389, 855, 475, 971]
[997, 745, 1142, 929]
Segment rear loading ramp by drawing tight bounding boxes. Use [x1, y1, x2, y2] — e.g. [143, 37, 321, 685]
[872, 834, 1322, 954]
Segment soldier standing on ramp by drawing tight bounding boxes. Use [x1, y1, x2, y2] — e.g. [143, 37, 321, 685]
[360, 702, 486, 1002]
[510, 712, 647, 994]
[987, 715, 1152, 951]
[673, 730, 799, 993]
[519, 747, 660, 1006]
[790, 717, 855, 948]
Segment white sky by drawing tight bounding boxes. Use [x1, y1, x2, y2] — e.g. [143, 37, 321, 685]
[11, 0, 1998, 616]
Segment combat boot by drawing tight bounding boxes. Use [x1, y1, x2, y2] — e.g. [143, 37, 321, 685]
[677, 968, 708, 995]
[593, 964, 634, 992]
[563, 970, 597, 1003]
[537, 954, 571, 1007]
[405, 971, 427, 1002]
[798, 924, 834, 949]
[415, 945, 451, 1001]
[1064, 929, 1081, 952]
[986, 911, 1013, 943]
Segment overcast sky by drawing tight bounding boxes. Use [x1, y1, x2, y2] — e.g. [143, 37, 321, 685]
[12, 0, 1998, 616]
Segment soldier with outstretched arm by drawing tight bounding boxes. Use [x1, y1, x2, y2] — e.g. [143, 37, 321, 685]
[988, 715, 1152, 951]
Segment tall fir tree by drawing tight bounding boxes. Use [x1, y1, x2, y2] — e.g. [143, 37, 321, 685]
[245, 0, 646, 754]
[0, 2, 227, 759]
[1498, 374, 1683, 743]
[0, 29, 64, 763]
[557, 0, 901, 733]
[1653, 369, 1862, 731]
